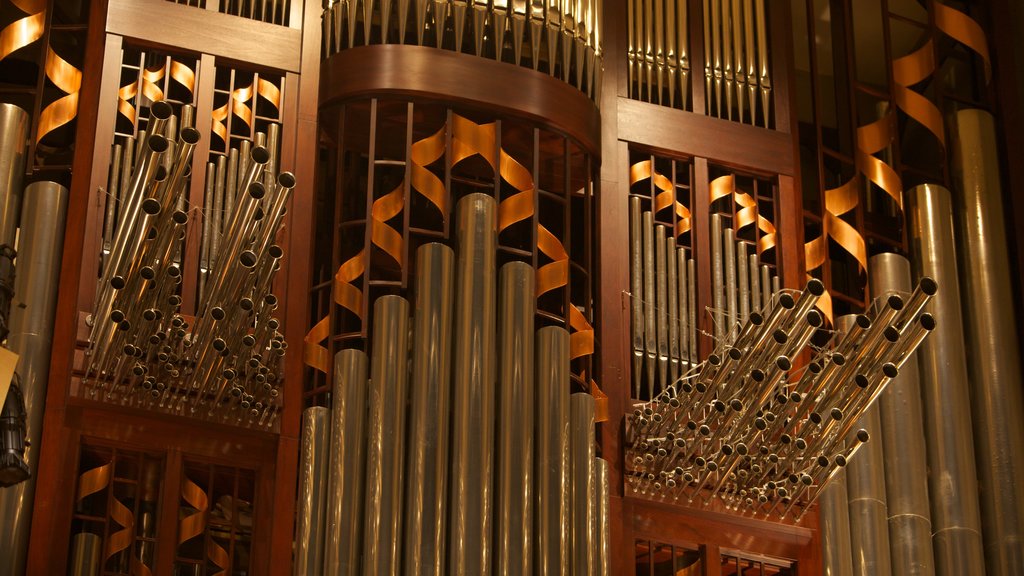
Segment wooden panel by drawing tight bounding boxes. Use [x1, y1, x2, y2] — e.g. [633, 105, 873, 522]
[106, 0, 302, 72]
[617, 97, 795, 177]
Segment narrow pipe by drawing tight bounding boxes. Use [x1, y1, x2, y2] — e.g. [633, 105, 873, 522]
[630, 197, 644, 397]
[363, 295, 411, 576]
[293, 407, 330, 576]
[103, 144, 122, 263]
[667, 235, 680, 384]
[594, 457, 610, 576]
[211, 155, 226, 263]
[325, 349, 369, 576]
[404, 243, 454, 576]
[871, 253, 936, 576]
[724, 227, 737, 339]
[738, 241, 749, 326]
[69, 533, 101, 576]
[761, 265, 771, 309]
[819, 315, 856, 576]
[907, 183, 986, 575]
[687, 258, 696, 365]
[448, 193, 497, 576]
[0, 104, 29, 247]
[0, 182, 67, 575]
[536, 326, 570, 576]
[954, 109, 1024, 576]
[655, 225, 669, 391]
[571, 392, 595, 575]
[677, 247, 689, 367]
[496, 261, 535, 576]
[642, 211, 656, 396]
[749, 252, 761, 312]
[711, 214, 724, 344]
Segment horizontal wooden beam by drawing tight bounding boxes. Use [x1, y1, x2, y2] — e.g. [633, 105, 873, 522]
[107, 0, 302, 72]
[617, 97, 796, 177]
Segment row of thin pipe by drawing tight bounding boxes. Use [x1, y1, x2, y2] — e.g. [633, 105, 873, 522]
[321, 0, 603, 100]
[295, 193, 609, 575]
[709, 213, 777, 346]
[626, 0, 690, 108]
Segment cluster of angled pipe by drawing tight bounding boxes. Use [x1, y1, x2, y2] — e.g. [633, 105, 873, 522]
[83, 100, 292, 428]
[321, 0, 603, 100]
[625, 275, 937, 518]
[294, 194, 609, 575]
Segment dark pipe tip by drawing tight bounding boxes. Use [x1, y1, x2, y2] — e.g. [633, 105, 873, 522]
[721, 445, 734, 456]
[695, 457, 706, 467]
[240, 298, 254, 311]
[675, 438, 685, 448]
[707, 462, 718, 472]
[855, 374, 870, 388]
[239, 250, 258, 267]
[709, 353, 722, 366]
[755, 418, 767, 430]
[795, 438, 807, 450]
[730, 399, 744, 412]
[773, 329, 788, 344]
[150, 100, 173, 119]
[713, 400, 726, 412]
[791, 392, 803, 403]
[278, 171, 296, 188]
[805, 278, 825, 296]
[110, 276, 126, 290]
[251, 145, 271, 165]
[768, 453, 779, 463]
[886, 293, 905, 311]
[780, 434, 792, 444]
[265, 294, 279, 306]
[806, 309, 823, 328]
[143, 309, 157, 321]
[142, 198, 161, 215]
[809, 360, 823, 374]
[737, 443, 748, 456]
[767, 481, 777, 490]
[154, 167, 168, 183]
[172, 210, 188, 224]
[213, 338, 227, 352]
[751, 369, 765, 382]
[728, 347, 742, 360]
[180, 126, 200, 145]
[147, 133, 169, 154]
[810, 412, 822, 425]
[776, 355, 792, 371]
[884, 326, 901, 342]
[695, 382, 707, 393]
[268, 245, 284, 259]
[856, 429, 870, 443]
[832, 352, 847, 366]
[778, 487, 790, 497]
[801, 474, 813, 486]
[920, 313, 936, 331]
[831, 407, 844, 420]
[920, 276, 938, 295]
[683, 473, 694, 483]
[110, 309, 125, 323]
[681, 382, 694, 394]
[249, 181, 267, 199]
[686, 421, 697, 431]
[817, 455, 830, 467]
[779, 293, 796, 309]
[836, 454, 849, 467]
[141, 266, 156, 280]
[856, 314, 872, 329]
[749, 311, 764, 325]
[268, 318, 280, 330]
[222, 369, 236, 380]
[775, 393, 788, 404]
[668, 398, 681, 409]
[699, 425, 711, 436]
[788, 474, 799, 484]
[882, 362, 899, 378]
[211, 307, 226, 321]
[118, 320, 131, 331]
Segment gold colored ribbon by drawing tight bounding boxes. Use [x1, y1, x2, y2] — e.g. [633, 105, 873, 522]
[804, 177, 868, 323]
[36, 45, 81, 143]
[211, 77, 277, 142]
[178, 477, 209, 545]
[709, 175, 777, 254]
[855, 109, 902, 210]
[208, 538, 231, 576]
[106, 493, 134, 560]
[934, 1, 990, 82]
[629, 160, 692, 237]
[0, 0, 45, 64]
[892, 39, 944, 149]
[118, 60, 195, 127]
[76, 462, 112, 501]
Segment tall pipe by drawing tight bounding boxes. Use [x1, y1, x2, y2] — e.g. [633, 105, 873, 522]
[655, 225, 669, 390]
[724, 227, 737, 339]
[642, 211, 656, 397]
[847, 264, 894, 576]
[325, 349, 369, 576]
[594, 457, 610, 576]
[666, 235, 679, 383]
[536, 326, 570, 576]
[907, 183, 986, 576]
[69, 533, 102, 576]
[571, 392, 595, 575]
[953, 108, 1024, 576]
[0, 104, 29, 247]
[711, 214, 724, 344]
[405, 243, 454, 576]
[630, 197, 644, 397]
[364, 295, 410, 576]
[0, 182, 68, 575]
[819, 315, 856, 576]
[293, 406, 330, 576]
[496, 261, 535, 576]
[448, 193, 497, 576]
[872, 253, 936, 576]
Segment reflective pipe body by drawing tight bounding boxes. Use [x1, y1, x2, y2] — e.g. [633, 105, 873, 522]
[711, 214, 724, 343]
[69, 533, 102, 576]
[655, 225, 668, 390]
[496, 261, 535, 576]
[642, 211, 656, 395]
[907, 183, 986, 575]
[448, 194, 497, 576]
[666, 235, 679, 383]
[724, 227, 737, 338]
[0, 182, 68, 575]
[872, 253, 936, 576]
[677, 247, 689, 365]
[594, 457, 610, 576]
[326, 349, 369, 576]
[294, 407, 330, 576]
[0, 104, 28, 247]
[364, 295, 411, 576]
[405, 243, 454, 576]
[536, 326, 570, 576]
[571, 392, 595, 575]
[629, 197, 643, 396]
[953, 109, 1024, 576]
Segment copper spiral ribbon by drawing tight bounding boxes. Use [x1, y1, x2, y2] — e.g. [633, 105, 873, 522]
[371, 183, 405, 266]
[207, 537, 231, 576]
[0, 0, 45, 63]
[803, 177, 867, 323]
[106, 493, 135, 560]
[36, 46, 81, 143]
[303, 316, 331, 373]
[709, 175, 777, 254]
[892, 40, 945, 148]
[118, 65, 166, 127]
[179, 477, 209, 545]
[855, 109, 903, 210]
[934, 1, 991, 82]
[77, 462, 112, 501]
[629, 160, 692, 237]
[410, 126, 447, 215]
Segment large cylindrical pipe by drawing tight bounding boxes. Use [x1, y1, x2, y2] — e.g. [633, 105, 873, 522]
[571, 392, 595, 575]
[819, 315, 856, 576]
[404, 243, 454, 576]
[69, 533, 102, 576]
[293, 406, 330, 575]
[536, 326, 570, 576]
[496, 261, 535, 576]
[325, 349, 369, 576]
[448, 193, 497, 576]
[907, 183, 986, 576]
[594, 457, 610, 576]
[953, 108, 1024, 576]
[363, 295, 410, 576]
[0, 104, 29, 247]
[872, 253, 936, 576]
[0, 182, 68, 575]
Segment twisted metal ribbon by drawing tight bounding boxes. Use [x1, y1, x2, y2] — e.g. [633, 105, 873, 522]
[208, 537, 231, 576]
[211, 77, 280, 143]
[629, 160, 692, 238]
[803, 177, 868, 322]
[77, 462, 112, 501]
[179, 476, 209, 545]
[709, 174, 777, 254]
[855, 108, 902, 210]
[0, 0, 44, 63]
[106, 491, 134, 560]
[934, 1, 990, 82]
[36, 45, 81, 143]
[118, 60, 195, 127]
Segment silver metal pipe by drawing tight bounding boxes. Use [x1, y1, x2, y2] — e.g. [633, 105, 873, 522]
[655, 224, 669, 391]
[738, 241, 749, 326]
[761, 264, 771, 309]
[326, 349, 369, 576]
[711, 214, 724, 344]
[687, 258, 696, 365]
[212, 155, 226, 263]
[819, 313, 855, 576]
[954, 108, 1024, 576]
[449, 193, 497, 576]
[872, 253, 936, 576]
[724, 227, 737, 339]
[677, 247, 689, 367]
[294, 406, 330, 576]
[536, 326, 570, 576]
[642, 211, 656, 397]
[0, 104, 29, 247]
[364, 295, 411, 576]
[667, 235, 679, 384]
[907, 183, 986, 575]
[497, 261, 535, 576]
[594, 457, 609, 576]
[749, 252, 761, 313]
[571, 392, 595, 575]
[405, 243, 454, 576]
[630, 197, 643, 397]
[69, 533, 102, 576]
[103, 144, 122, 262]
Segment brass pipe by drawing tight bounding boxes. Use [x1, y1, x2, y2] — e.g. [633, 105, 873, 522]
[722, 0, 735, 119]
[294, 407, 330, 575]
[103, 144, 122, 267]
[536, 326, 570, 576]
[571, 392, 595, 575]
[702, 0, 713, 113]
[630, 196, 644, 396]
[761, 264, 770, 310]
[738, 241, 749, 326]
[711, 0, 723, 116]
[665, 0, 678, 107]
[754, 0, 769, 126]
[653, 0, 665, 103]
[212, 155, 226, 264]
[687, 257, 696, 363]
[69, 533, 101, 576]
[749, 252, 760, 312]
[225, 148, 238, 228]
[0, 103, 29, 247]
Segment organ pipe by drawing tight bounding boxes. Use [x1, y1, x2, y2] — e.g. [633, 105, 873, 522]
[295, 406, 330, 575]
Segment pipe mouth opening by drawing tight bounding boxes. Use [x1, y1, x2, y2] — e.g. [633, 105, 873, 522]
[920, 313, 937, 330]
[836, 455, 848, 467]
[250, 145, 271, 165]
[856, 429, 870, 442]
[806, 310, 823, 327]
[886, 294, 905, 311]
[749, 311, 764, 325]
[920, 276, 938, 295]
[776, 356, 792, 371]
[751, 369, 766, 382]
[728, 347, 742, 360]
[817, 456, 830, 467]
[805, 278, 825, 296]
[148, 134, 169, 154]
[172, 210, 188, 225]
[884, 326, 901, 342]
[142, 198, 161, 215]
[779, 293, 796, 309]
[795, 438, 807, 450]
[832, 352, 847, 366]
[855, 374, 870, 388]
[150, 100, 173, 120]
[856, 314, 872, 329]
[278, 171, 297, 188]
[730, 399, 744, 411]
[239, 250, 258, 267]
[249, 181, 267, 200]
[882, 362, 899, 378]
[180, 126, 201, 145]
[773, 329, 788, 344]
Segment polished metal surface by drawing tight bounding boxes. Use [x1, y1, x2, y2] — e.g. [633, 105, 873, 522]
[364, 295, 410, 576]
[571, 392, 595, 575]
[69, 533, 101, 576]
[724, 227, 737, 339]
[820, 465, 854, 576]
[655, 225, 669, 392]
[907, 183, 986, 576]
[404, 243, 454, 576]
[0, 104, 28, 246]
[666, 235, 679, 384]
[294, 407, 330, 576]
[630, 197, 644, 397]
[954, 109, 1024, 576]
[496, 261, 535, 576]
[677, 247, 689, 366]
[737, 240, 749, 326]
[642, 211, 656, 396]
[449, 193, 497, 576]
[326, 349, 369, 576]
[536, 326, 570, 576]
[711, 214, 724, 344]
[872, 253, 935, 576]
[594, 457, 610, 576]
[0, 181, 68, 575]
